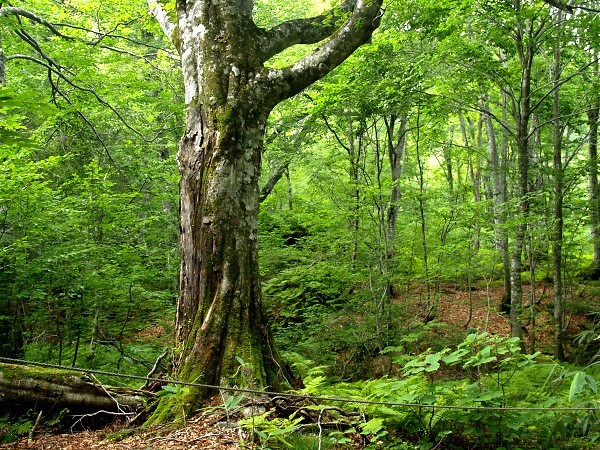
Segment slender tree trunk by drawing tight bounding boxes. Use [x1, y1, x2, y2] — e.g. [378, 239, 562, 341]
[372, 125, 389, 352]
[415, 106, 431, 317]
[500, 85, 512, 312]
[509, 7, 536, 342]
[459, 112, 482, 249]
[260, 162, 289, 203]
[384, 114, 407, 260]
[285, 168, 293, 210]
[321, 114, 363, 267]
[484, 106, 510, 313]
[0, 28, 5, 87]
[589, 57, 600, 276]
[528, 232, 537, 353]
[89, 304, 100, 354]
[552, 12, 565, 360]
[473, 113, 483, 250]
[347, 121, 362, 268]
[442, 142, 454, 197]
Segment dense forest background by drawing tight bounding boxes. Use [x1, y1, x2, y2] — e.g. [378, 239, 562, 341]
[3, 0, 600, 448]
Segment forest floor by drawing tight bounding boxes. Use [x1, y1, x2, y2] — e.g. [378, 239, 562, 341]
[1, 415, 243, 449]
[1, 282, 597, 449]
[430, 282, 593, 357]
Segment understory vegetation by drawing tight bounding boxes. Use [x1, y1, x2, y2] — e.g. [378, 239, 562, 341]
[3, 0, 600, 448]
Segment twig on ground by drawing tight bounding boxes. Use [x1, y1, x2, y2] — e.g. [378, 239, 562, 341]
[70, 410, 134, 432]
[28, 410, 43, 443]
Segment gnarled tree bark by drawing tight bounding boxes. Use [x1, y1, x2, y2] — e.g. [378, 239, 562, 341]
[146, 0, 382, 421]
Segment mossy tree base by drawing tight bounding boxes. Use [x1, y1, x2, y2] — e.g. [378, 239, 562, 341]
[145, 322, 293, 425]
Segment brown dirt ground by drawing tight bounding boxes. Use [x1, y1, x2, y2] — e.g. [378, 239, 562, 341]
[2, 282, 597, 449]
[1, 414, 244, 450]
[432, 283, 592, 355]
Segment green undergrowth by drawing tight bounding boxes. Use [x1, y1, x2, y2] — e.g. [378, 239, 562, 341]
[271, 332, 600, 449]
[0, 409, 68, 444]
[5, 331, 600, 449]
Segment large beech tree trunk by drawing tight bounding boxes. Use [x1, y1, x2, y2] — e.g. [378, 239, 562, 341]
[147, 0, 381, 419]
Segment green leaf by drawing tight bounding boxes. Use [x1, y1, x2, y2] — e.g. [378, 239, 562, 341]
[441, 353, 462, 364]
[474, 390, 502, 402]
[360, 417, 384, 435]
[585, 374, 598, 394]
[425, 361, 440, 372]
[268, 426, 298, 436]
[224, 394, 244, 409]
[569, 371, 586, 401]
[157, 385, 179, 397]
[420, 394, 436, 404]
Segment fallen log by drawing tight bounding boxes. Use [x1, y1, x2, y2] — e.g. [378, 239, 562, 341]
[0, 362, 153, 417]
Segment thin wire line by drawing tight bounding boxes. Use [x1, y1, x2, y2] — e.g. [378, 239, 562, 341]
[0, 356, 598, 412]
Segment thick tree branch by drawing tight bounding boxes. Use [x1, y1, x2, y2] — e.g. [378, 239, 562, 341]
[1, 6, 178, 64]
[260, 161, 289, 203]
[258, 0, 356, 62]
[14, 28, 72, 76]
[263, 0, 382, 104]
[55, 22, 176, 55]
[146, 0, 177, 51]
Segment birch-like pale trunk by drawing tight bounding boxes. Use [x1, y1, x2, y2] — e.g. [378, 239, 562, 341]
[147, 0, 381, 419]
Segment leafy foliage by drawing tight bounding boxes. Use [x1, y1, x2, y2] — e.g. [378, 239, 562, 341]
[3, 0, 600, 447]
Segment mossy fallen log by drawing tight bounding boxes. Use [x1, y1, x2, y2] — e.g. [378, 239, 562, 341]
[0, 362, 153, 416]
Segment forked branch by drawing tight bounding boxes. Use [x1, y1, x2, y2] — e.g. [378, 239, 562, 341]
[258, 0, 357, 62]
[270, 0, 382, 103]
